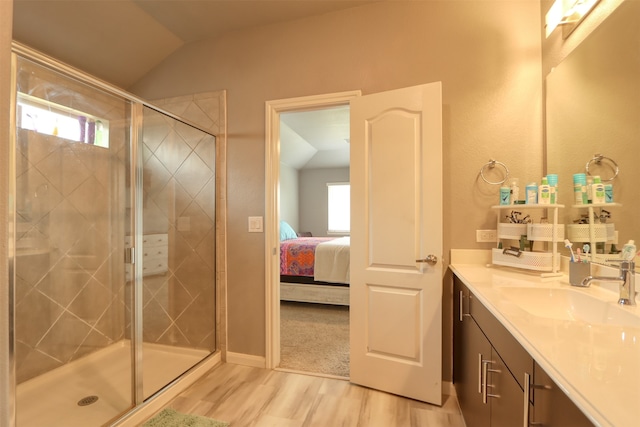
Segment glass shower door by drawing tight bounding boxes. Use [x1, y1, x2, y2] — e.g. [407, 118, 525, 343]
[13, 56, 134, 426]
[138, 106, 216, 399]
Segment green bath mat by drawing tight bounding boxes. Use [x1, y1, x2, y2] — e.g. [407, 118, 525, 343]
[142, 408, 229, 427]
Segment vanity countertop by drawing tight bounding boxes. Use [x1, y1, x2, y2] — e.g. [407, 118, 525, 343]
[450, 260, 640, 427]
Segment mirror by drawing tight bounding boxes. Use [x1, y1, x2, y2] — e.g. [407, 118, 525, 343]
[546, 0, 640, 257]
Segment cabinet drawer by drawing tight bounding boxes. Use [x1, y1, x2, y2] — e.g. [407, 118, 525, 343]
[470, 292, 533, 391]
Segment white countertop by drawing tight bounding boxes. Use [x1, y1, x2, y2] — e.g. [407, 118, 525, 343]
[450, 255, 640, 427]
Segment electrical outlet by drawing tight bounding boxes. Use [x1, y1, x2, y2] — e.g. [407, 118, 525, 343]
[476, 229, 497, 243]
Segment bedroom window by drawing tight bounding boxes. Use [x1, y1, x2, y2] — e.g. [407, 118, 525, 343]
[327, 182, 350, 234]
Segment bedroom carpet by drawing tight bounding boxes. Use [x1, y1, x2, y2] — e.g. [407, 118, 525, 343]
[279, 301, 350, 378]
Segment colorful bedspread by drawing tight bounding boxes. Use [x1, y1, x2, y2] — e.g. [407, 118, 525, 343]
[280, 237, 335, 276]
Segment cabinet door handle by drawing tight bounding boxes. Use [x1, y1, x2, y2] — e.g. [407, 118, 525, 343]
[524, 372, 531, 427]
[482, 360, 489, 403]
[478, 353, 483, 394]
[481, 359, 500, 403]
[459, 291, 471, 322]
[524, 372, 552, 426]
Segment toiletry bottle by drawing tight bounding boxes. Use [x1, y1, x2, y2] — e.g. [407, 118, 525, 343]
[525, 182, 538, 204]
[605, 183, 614, 203]
[510, 179, 520, 205]
[622, 240, 636, 261]
[547, 174, 558, 204]
[538, 177, 551, 204]
[573, 173, 588, 205]
[586, 176, 593, 203]
[591, 175, 605, 204]
[499, 186, 510, 205]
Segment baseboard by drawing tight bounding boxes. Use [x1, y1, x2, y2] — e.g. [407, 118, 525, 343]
[226, 351, 266, 368]
[443, 380, 456, 396]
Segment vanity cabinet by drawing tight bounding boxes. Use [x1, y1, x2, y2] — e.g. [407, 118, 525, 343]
[453, 276, 595, 427]
[454, 278, 527, 427]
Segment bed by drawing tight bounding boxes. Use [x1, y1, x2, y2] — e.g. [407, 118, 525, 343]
[279, 230, 350, 305]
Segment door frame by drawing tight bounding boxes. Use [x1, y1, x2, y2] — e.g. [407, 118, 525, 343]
[264, 90, 361, 369]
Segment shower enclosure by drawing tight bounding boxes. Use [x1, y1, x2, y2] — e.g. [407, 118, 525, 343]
[9, 46, 218, 426]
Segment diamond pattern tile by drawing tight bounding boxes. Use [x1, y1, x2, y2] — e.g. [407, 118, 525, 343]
[143, 154, 172, 200]
[178, 201, 214, 250]
[142, 112, 170, 153]
[195, 135, 216, 171]
[175, 152, 213, 198]
[37, 256, 92, 308]
[67, 176, 108, 229]
[67, 277, 112, 324]
[37, 311, 92, 363]
[157, 323, 191, 347]
[15, 288, 64, 347]
[194, 176, 216, 222]
[174, 251, 214, 298]
[154, 129, 192, 174]
[16, 167, 64, 224]
[35, 145, 92, 197]
[142, 299, 172, 343]
[175, 120, 207, 149]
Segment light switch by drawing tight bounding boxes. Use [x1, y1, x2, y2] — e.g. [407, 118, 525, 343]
[248, 216, 263, 232]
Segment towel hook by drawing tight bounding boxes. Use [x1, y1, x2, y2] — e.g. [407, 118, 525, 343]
[585, 153, 619, 182]
[479, 159, 510, 185]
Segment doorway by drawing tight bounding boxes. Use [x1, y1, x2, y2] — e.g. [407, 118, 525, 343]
[265, 91, 361, 376]
[267, 84, 443, 404]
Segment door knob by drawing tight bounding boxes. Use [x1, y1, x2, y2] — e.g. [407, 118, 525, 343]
[416, 254, 437, 265]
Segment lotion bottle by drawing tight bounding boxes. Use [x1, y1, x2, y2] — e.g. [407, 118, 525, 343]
[510, 179, 520, 204]
[591, 175, 605, 204]
[538, 177, 551, 205]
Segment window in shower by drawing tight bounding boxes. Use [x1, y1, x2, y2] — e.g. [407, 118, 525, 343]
[17, 93, 110, 148]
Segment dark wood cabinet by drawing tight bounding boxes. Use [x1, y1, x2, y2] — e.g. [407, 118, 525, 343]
[454, 278, 524, 427]
[531, 362, 594, 427]
[453, 276, 594, 427]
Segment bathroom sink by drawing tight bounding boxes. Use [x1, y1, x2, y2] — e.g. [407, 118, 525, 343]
[498, 287, 640, 327]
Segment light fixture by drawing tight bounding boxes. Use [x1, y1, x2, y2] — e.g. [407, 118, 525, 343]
[545, 0, 600, 39]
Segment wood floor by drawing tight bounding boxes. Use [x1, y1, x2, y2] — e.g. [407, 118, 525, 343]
[162, 363, 466, 427]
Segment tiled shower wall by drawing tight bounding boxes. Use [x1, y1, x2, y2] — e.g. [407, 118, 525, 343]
[139, 106, 217, 349]
[152, 92, 227, 358]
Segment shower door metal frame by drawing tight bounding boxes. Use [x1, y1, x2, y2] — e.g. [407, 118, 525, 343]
[7, 41, 220, 427]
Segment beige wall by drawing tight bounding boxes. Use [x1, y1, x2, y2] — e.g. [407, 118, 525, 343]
[1, 0, 13, 424]
[131, 1, 544, 366]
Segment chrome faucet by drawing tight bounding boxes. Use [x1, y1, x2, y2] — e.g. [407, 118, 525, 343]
[580, 260, 637, 306]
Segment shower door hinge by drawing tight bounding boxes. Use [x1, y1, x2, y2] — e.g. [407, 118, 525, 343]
[125, 247, 135, 264]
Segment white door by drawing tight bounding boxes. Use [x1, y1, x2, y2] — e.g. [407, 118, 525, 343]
[349, 82, 443, 405]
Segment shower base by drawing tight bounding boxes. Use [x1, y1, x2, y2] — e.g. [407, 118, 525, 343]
[16, 341, 210, 427]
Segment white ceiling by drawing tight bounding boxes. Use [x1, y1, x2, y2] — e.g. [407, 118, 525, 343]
[12, 0, 360, 170]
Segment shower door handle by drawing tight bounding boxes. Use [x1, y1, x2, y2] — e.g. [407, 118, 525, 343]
[125, 247, 135, 264]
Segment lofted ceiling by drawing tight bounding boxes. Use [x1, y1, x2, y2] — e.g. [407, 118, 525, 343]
[280, 106, 350, 170]
[12, 0, 376, 89]
[12, 0, 362, 170]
